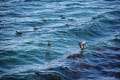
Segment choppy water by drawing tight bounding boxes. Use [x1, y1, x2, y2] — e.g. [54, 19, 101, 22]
[0, 0, 120, 80]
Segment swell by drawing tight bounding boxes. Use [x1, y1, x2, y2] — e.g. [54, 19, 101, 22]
[1, 46, 120, 80]
[68, 10, 120, 41]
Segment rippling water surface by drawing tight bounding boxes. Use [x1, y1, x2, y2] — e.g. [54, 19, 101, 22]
[0, 0, 120, 80]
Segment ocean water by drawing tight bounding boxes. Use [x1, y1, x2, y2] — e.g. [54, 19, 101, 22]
[0, 0, 120, 80]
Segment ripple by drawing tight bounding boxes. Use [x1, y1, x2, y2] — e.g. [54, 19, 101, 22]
[0, 0, 120, 80]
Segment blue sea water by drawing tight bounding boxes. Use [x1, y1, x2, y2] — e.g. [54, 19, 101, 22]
[0, 0, 120, 80]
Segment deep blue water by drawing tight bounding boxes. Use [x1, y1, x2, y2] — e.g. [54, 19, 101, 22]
[0, 0, 120, 80]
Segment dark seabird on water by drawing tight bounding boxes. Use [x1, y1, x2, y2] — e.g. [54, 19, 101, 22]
[60, 15, 66, 19]
[16, 31, 22, 35]
[48, 41, 51, 47]
[33, 27, 39, 31]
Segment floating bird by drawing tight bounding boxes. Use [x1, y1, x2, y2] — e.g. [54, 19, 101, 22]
[48, 41, 51, 47]
[92, 16, 97, 20]
[65, 23, 69, 27]
[79, 41, 86, 50]
[35, 69, 40, 76]
[16, 31, 22, 35]
[60, 15, 66, 19]
[33, 27, 39, 31]
[41, 17, 47, 22]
